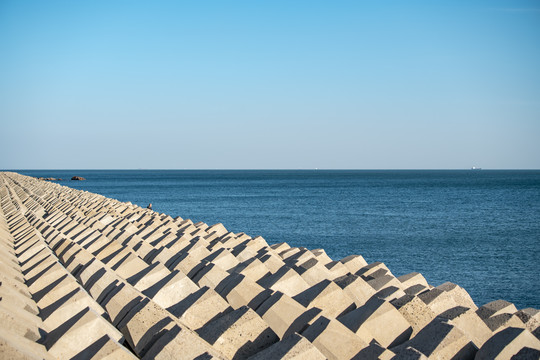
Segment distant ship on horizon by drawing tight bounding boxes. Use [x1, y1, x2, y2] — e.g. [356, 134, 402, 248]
[471, 166, 482, 170]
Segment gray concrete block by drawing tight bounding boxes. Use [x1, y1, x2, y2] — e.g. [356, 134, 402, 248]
[398, 272, 429, 289]
[294, 258, 335, 286]
[167, 286, 232, 330]
[142, 269, 200, 309]
[293, 279, 356, 319]
[230, 257, 271, 282]
[246, 333, 326, 360]
[215, 273, 272, 310]
[256, 291, 320, 339]
[257, 251, 287, 273]
[325, 261, 351, 279]
[338, 296, 412, 348]
[0, 304, 43, 342]
[46, 306, 124, 359]
[301, 315, 371, 360]
[476, 327, 540, 360]
[141, 323, 227, 360]
[477, 299, 518, 320]
[391, 295, 436, 337]
[0, 326, 53, 360]
[435, 282, 477, 311]
[515, 308, 540, 335]
[418, 288, 459, 316]
[203, 247, 240, 271]
[197, 306, 279, 359]
[437, 306, 493, 348]
[116, 298, 175, 357]
[257, 266, 311, 298]
[391, 318, 476, 359]
[334, 274, 377, 307]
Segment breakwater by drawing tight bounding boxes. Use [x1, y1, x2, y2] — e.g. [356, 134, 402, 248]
[1, 171, 539, 359]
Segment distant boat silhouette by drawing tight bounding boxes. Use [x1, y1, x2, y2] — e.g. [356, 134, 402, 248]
[471, 167, 482, 170]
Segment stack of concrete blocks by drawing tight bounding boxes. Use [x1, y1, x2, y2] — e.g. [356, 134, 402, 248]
[0, 171, 539, 360]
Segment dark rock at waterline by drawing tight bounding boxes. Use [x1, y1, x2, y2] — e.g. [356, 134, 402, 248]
[37, 177, 63, 181]
[71, 176, 86, 181]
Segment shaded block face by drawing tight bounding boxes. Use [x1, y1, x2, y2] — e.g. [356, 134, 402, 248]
[435, 282, 477, 311]
[391, 346, 428, 360]
[311, 248, 332, 263]
[127, 261, 171, 292]
[334, 274, 376, 307]
[324, 261, 350, 279]
[141, 324, 226, 360]
[356, 261, 390, 279]
[294, 259, 334, 286]
[392, 318, 477, 360]
[0, 284, 39, 316]
[278, 247, 303, 261]
[515, 308, 540, 334]
[191, 262, 230, 289]
[170, 247, 212, 276]
[41, 287, 107, 332]
[374, 285, 406, 303]
[338, 295, 412, 348]
[246, 333, 326, 360]
[404, 284, 429, 296]
[231, 245, 259, 264]
[46, 307, 124, 360]
[0, 304, 42, 342]
[301, 315, 370, 360]
[256, 251, 287, 273]
[206, 223, 228, 237]
[477, 299, 519, 320]
[398, 272, 429, 289]
[142, 269, 200, 309]
[292, 279, 356, 319]
[111, 253, 150, 280]
[511, 347, 540, 359]
[196, 306, 279, 359]
[366, 274, 403, 292]
[256, 291, 320, 339]
[100, 283, 144, 326]
[71, 334, 137, 360]
[32, 273, 81, 309]
[231, 257, 271, 282]
[475, 300, 525, 333]
[339, 254, 368, 274]
[418, 288, 459, 316]
[116, 299, 176, 357]
[202, 247, 239, 271]
[214, 273, 272, 310]
[26, 263, 67, 293]
[167, 286, 232, 330]
[0, 327, 53, 360]
[484, 313, 527, 332]
[437, 306, 493, 348]
[257, 266, 311, 298]
[270, 242, 290, 253]
[476, 327, 540, 360]
[391, 295, 437, 337]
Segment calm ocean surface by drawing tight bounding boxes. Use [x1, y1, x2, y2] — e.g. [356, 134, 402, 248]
[14, 170, 540, 309]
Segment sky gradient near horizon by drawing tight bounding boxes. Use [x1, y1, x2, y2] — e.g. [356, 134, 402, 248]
[1, 1, 539, 169]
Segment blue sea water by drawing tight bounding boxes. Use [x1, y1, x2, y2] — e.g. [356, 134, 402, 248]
[13, 169, 540, 309]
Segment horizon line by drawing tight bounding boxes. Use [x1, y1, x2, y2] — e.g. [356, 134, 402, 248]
[3, 168, 540, 171]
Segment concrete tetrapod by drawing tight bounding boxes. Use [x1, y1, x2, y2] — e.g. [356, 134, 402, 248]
[475, 327, 540, 360]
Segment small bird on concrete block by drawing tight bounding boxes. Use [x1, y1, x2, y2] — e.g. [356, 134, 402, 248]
[147, 203, 153, 210]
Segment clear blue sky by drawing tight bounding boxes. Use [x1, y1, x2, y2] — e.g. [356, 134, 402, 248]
[1, 1, 539, 169]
